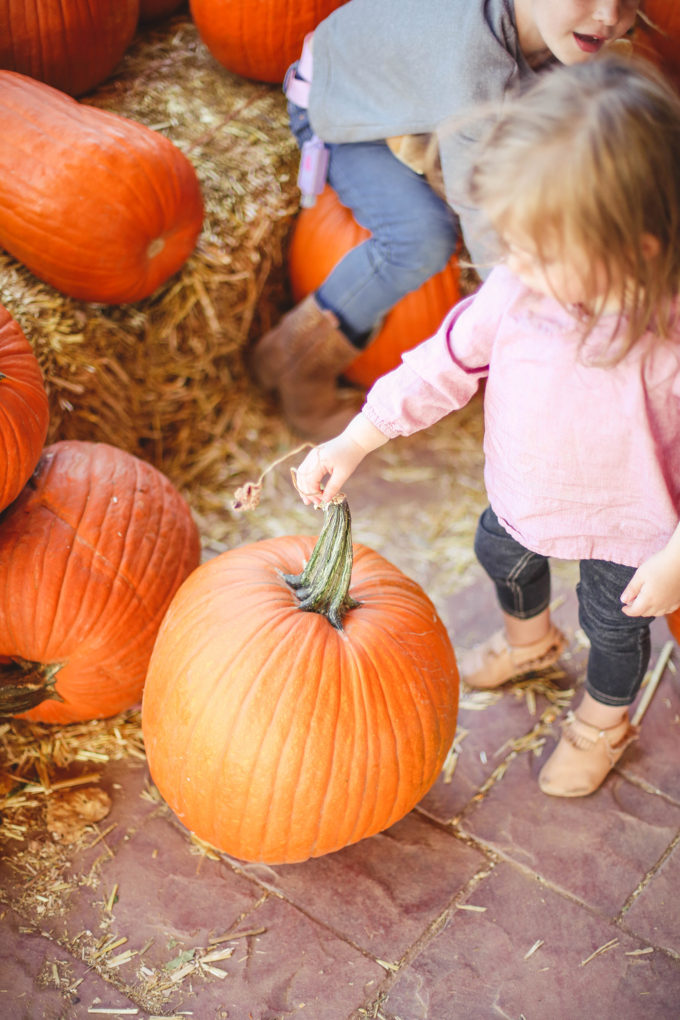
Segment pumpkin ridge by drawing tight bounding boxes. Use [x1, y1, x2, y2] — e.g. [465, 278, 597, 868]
[224, 608, 338, 855]
[154, 574, 287, 831]
[24, 448, 130, 653]
[313, 637, 376, 854]
[347, 636, 404, 843]
[66, 477, 200, 655]
[346, 613, 454, 812]
[0, 402, 23, 491]
[274, 628, 344, 859]
[152, 629, 233, 826]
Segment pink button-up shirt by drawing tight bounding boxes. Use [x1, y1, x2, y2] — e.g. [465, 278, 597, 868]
[363, 265, 680, 568]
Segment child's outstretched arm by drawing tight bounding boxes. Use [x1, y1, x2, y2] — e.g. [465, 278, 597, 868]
[620, 522, 680, 618]
[295, 413, 389, 506]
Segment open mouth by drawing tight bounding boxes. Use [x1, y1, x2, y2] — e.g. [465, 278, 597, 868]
[573, 32, 606, 53]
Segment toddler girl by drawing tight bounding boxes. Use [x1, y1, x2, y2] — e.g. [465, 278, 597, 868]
[293, 55, 680, 797]
[249, 0, 641, 440]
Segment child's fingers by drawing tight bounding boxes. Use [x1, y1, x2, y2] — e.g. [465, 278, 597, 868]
[295, 451, 330, 504]
[620, 575, 642, 607]
[319, 466, 346, 503]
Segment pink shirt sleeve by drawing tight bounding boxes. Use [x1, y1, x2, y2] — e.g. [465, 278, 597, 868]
[363, 267, 509, 438]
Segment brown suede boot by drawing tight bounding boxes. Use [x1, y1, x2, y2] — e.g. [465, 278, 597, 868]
[248, 295, 365, 441]
[538, 711, 639, 797]
[459, 625, 567, 690]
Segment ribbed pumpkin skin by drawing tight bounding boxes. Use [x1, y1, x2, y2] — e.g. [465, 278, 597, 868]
[0, 71, 204, 304]
[0, 304, 49, 513]
[0, 0, 139, 97]
[142, 536, 459, 864]
[0, 440, 201, 724]
[667, 608, 680, 644]
[633, 1, 680, 88]
[189, 0, 348, 83]
[288, 186, 462, 387]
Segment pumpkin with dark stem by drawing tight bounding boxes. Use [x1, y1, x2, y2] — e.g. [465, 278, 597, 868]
[288, 186, 462, 388]
[189, 0, 349, 83]
[0, 303, 49, 513]
[0, 70, 204, 304]
[142, 497, 459, 864]
[0, 0, 139, 97]
[0, 441, 201, 724]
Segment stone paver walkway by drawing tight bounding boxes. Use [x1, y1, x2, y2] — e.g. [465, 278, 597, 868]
[1, 415, 679, 1020]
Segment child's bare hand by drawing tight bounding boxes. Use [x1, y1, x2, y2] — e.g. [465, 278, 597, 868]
[620, 549, 680, 618]
[294, 414, 389, 506]
[294, 437, 364, 505]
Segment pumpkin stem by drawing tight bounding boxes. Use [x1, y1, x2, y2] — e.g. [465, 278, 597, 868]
[282, 496, 360, 630]
[0, 659, 64, 715]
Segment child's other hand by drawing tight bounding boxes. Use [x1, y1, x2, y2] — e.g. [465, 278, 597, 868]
[620, 549, 680, 618]
[294, 414, 388, 506]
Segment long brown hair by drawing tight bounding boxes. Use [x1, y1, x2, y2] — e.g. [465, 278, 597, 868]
[469, 55, 680, 356]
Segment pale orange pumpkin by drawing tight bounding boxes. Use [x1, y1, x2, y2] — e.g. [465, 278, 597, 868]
[189, 0, 348, 83]
[142, 497, 459, 864]
[288, 186, 462, 388]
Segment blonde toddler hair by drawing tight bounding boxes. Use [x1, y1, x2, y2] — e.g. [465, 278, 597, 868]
[469, 54, 680, 354]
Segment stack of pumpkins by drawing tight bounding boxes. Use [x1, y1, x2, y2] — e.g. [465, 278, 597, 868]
[0, 1, 462, 867]
[0, 305, 201, 725]
[0, 1, 204, 728]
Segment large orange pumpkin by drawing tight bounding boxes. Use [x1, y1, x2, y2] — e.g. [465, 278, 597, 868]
[0, 304, 49, 513]
[288, 186, 462, 388]
[0, 440, 201, 724]
[0, 70, 204, 304]
[667, 608, 680, 644]
[634, 1, 680, 89]
[0, 0, 139, 97]
[189, 0, 348, 83]
[142, 497, 459, 864]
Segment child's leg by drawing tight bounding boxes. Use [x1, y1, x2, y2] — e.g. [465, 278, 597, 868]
[460, 507, 566, 689]
[539, 559, 651, 797]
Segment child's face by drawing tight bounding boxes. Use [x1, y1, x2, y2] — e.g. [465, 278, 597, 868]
[519, 0, 639, 65]
[503, 235, 613, 310]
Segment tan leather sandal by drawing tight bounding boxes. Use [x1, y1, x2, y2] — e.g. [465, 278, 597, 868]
[460, 624, 567, 690]
[538, 711, 639, 797]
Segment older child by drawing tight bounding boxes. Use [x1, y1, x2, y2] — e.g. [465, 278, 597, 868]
[249, 0, 641, 440]
[293, 55, 680, 797]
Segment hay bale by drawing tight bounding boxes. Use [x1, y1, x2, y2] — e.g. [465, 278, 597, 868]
[0, 15, 300, 504]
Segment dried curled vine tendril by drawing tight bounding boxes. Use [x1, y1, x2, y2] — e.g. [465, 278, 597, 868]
[231, 442, 315, 511]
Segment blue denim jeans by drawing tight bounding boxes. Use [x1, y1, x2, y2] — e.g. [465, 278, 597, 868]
[288, 101, 459, 347]
[473, 507, 654, 707]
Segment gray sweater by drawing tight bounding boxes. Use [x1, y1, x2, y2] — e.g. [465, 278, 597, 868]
[307, 0, 540, 268]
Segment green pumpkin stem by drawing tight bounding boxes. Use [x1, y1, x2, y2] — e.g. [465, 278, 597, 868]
[283, 496, 360, 630]
[0, 659, 64, 715]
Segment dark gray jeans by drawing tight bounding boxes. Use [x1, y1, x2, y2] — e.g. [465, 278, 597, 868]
[474, 507, 653, 707]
